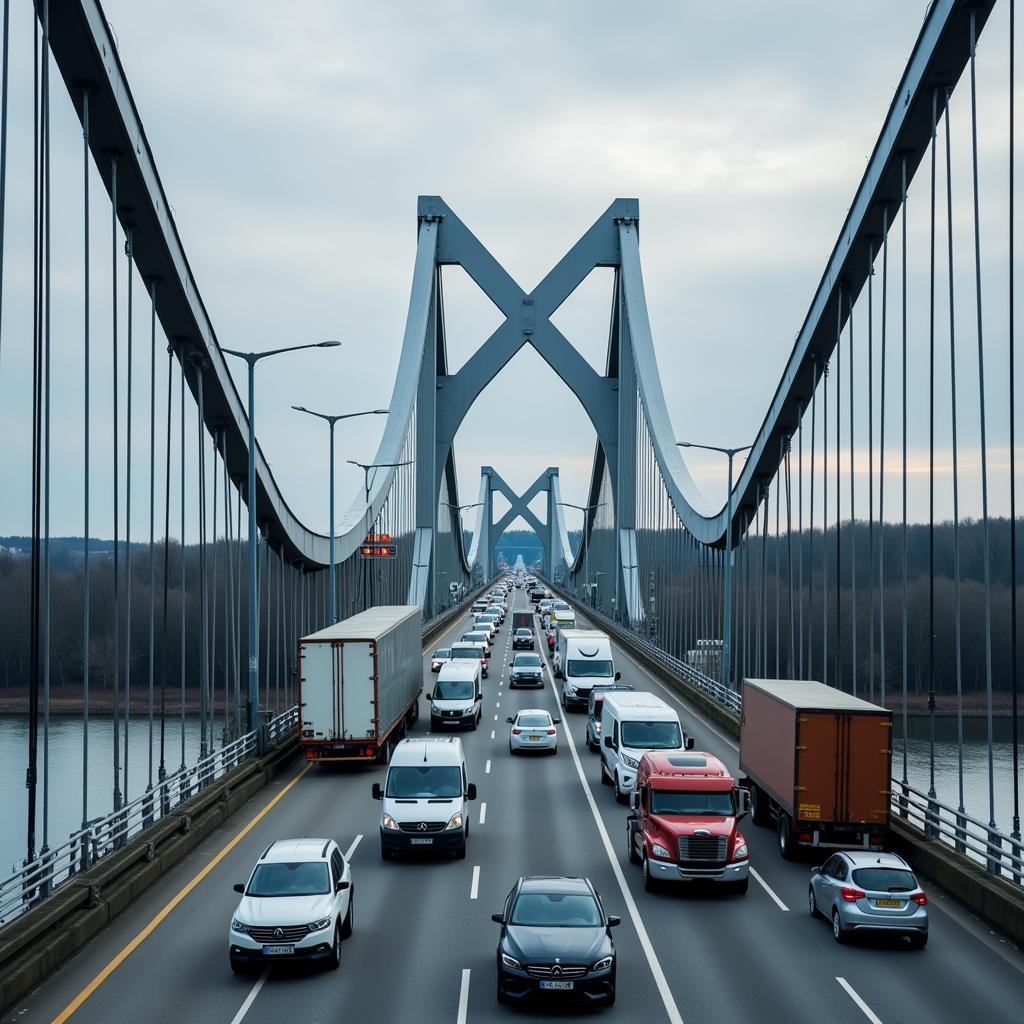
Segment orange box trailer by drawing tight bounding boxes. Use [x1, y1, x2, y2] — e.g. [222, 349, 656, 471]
[739, 679, 892, 860]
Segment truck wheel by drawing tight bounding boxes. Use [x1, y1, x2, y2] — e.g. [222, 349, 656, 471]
[642, 854, 660, 893]
[750, 784, 771, 828]
[777, 813, 796, 860]
[626, 825, 641, 864]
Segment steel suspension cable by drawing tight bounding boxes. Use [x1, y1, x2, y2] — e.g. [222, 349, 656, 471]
[178, 363, 186, 774]
[880, 206, 890, 710]
[835, 293, 842, 691]
[110, 153, 121, 813]
[1010, 0, 1021, 850]
[823, 355, 830, 685]
[147, 280, 157, 794]
[159, 346, 172, 792]
[0, 0, 10, 374]
[849, 292, 857, 696]
[209, 429, 219, 746]
[901, 153, 910, 790]
[80, 88, 90, 830]
[798, 404, 804, 679]
[197, 362, 209, 760]
[40, 0, 51, 854]
[868, 242, 876, 702]
[809, 360, 818, 678]
[785, 436, 795, 676]
[928, 88, 938, 808]
[775, 452, 781, 677]
[122, 229, 133, 806]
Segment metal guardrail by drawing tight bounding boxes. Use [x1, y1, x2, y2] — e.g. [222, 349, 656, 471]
[551, 581, 1024, 887]
[0, 706, 299, 926]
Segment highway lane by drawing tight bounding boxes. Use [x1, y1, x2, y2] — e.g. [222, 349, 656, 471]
[4, 584, 1023, 1024]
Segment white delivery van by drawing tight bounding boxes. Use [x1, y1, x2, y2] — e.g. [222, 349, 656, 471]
[555, 629, 617, 709]
[427, 661, 482, 730]
[600, 692, 693, 802]
[372, 737, 477, 860]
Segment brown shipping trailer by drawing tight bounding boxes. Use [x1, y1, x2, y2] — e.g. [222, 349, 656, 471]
[739, 679, 892, 860]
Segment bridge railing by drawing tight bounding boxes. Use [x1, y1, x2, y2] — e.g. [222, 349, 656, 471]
[0, 707, 298, 926]
[550, 581, 1024, 887]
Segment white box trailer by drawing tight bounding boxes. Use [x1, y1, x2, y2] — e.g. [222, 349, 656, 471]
[299, 605, 423, 764]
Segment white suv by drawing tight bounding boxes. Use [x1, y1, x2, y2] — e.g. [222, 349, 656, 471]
[228, 838, 353, 973]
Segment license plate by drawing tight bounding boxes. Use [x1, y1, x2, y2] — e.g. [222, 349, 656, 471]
[529, 735, 540, 741]
[262, 944, 294, 956]
[874, 898, 903, 908]
[410, 837, 434, 845]
[540, 980, 574, 991]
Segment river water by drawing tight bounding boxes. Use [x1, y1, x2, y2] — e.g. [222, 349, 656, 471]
[0, 718, 1019, 878]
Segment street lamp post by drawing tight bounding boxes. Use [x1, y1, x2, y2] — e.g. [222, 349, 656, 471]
[558, 501, 606, 604]
[347, 459, 413, 608]
[443, 501, 483, 587]
[221, 339, 340, 733]
[292, 406, 388, 624]
[677, 440, 753, 689]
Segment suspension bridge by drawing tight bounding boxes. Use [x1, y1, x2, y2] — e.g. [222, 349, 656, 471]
[1, 0, 1023, 1021]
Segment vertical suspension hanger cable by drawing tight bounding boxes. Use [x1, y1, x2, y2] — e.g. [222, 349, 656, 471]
[901, 152, 910, 791]
[122, 227, 133, 807]
[879, 205, 889, 711]
[835, 289, 842, 691]
[80, 87, 90, 831]
[146, 280, 157, 795]
[0, 0, 10, 374]
[868, 241, 876, 703]
[928, 87, 938, 807]
[178, 360, 186, 774]
[809, 358, 818, 678]
[110, 153, 121, 814]
[848, 288, 857, 697]
[40, 0, 51, 855]
[159, 345, 172, 791]
[209, 427, 219, 746]
[196, 360, 209, 761]
[823, 352, 830, 686]
[798, 403, 804, 679]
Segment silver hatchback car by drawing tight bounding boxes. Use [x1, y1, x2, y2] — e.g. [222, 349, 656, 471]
[809, 851, 928, 947]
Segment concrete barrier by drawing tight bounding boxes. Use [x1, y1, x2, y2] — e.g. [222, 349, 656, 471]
[0, 736, 298, 1013]
[555, 587, 1024, 949]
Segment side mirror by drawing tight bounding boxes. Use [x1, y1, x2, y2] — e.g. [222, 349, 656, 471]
[629, 790, 639, 811]
[685, 736, 695, 751]
[506, 716, 515, 724]
[552, 718, 561, 725]
[336, 880, 351, 892]
[371, 782, 382, 800]
[607, 915, 622, 928]
[604, 735, 614, 749]
[510, 662, 514, 668]
[467, 783, 478, 801]
[233, 882, 245, 894]
[425, 694, 433, 702]
[811, 865, 822, 876]
[491, 913, 505, 924]
[614, 671, 622, 681]
[737, 787, 751, 819]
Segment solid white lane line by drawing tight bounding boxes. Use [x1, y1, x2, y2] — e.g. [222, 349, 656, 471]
[480, 802, 487, 825]
[456, 968, 471, 1024]
[749, 867, 789, 911]
[229, 968, 269, 1024]
[344, 834, 363, 861]
[558, 718, 685, 1024]
[485, 759, 492, 774]
[470, 865, 481, 900]
[836, 978, 884, 1024]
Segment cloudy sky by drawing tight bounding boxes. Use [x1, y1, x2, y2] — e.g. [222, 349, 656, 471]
[0, 0, 1018, 545]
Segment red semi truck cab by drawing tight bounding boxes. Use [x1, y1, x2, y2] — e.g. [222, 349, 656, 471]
[627, 751, 751, 894]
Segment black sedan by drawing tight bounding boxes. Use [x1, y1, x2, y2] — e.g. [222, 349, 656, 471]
[493, 876, 619, 1006]
[512, 627, 535, 650]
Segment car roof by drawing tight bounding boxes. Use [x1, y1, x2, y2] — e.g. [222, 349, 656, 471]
[640, 750, 729, 777]
[515, 708, 551, 718]
[262, 838, 333, 863]
[519, 876, 593, 895]
[391, 736, 464, 765]
[841, 851, 913, 870]
[438, 661, 480, 681]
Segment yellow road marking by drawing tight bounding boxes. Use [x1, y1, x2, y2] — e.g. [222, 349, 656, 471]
[51, 764, 311, 1024]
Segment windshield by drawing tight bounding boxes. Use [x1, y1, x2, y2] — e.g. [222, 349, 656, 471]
[434, 679, 475, 700]
[553, 602, 570, 611]
[464, 633, 489, 643]
[517, 714, 550, 728]
[386, 764, 462, 798]
[621, 721, 682, 750]
[451, 648, 481, 660]
[851, 868, 918, 892]
[510, 892, 602, 927]
[650, 790, 734, 815]
[433, 648, 450, 658]
[515, 655, 541, 667]
[566, 659, 614, 678]
[515, 629, 531, 637]
[247, 862, 330, 898]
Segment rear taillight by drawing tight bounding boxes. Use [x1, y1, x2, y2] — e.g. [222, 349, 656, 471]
[512, 728, 522, 735]
[840, 886, 866, 903]
[911, 891, 928, 906]
[546, 728, 556, 735]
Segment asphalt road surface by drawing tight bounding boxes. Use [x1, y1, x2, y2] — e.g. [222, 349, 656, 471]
[7, 587, 1024, 1024]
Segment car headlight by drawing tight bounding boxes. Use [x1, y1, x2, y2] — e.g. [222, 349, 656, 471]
[382, 812, 400, 831]
[733, 842, 748, 860]
[501, 953, 522, 970]
[306, 916, 332, 932]
[445, 812, 463, 831]
[231, 918, 252, 934]
[592, 955, 614, 972]
[651, 843, 671, 859]
[621, 753, 638, 769]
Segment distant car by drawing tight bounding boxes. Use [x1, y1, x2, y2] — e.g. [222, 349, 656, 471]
[507, 709, 560, 754]
[538, 600, 554, 618]
[808, 851, 928, 947]
[472, 601, 489, 614]
[584, 683, 636, 751]
[529, 589, 543, 604]
[431, 648, 451, 673]
[512, 628, 534, 650]
[473, 615, 498, 639]
[485, 604, 506, 624]
[463, 630, 493, 649]
[509, 653, 544, 688]
[229, 838, 353, 974]
[493, 876, 619, 1005]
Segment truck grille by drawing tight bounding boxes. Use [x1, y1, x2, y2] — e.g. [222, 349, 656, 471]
[526, 965, 587, 978]
[678, 835, 727, 864]
[247, 924, 311, 943]
[398, 821, 446, 833]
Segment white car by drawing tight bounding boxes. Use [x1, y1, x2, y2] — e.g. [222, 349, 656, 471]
[229, 837, 353, 974]
[507, 709, 560, 755]
[431, 647, 451, 672]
